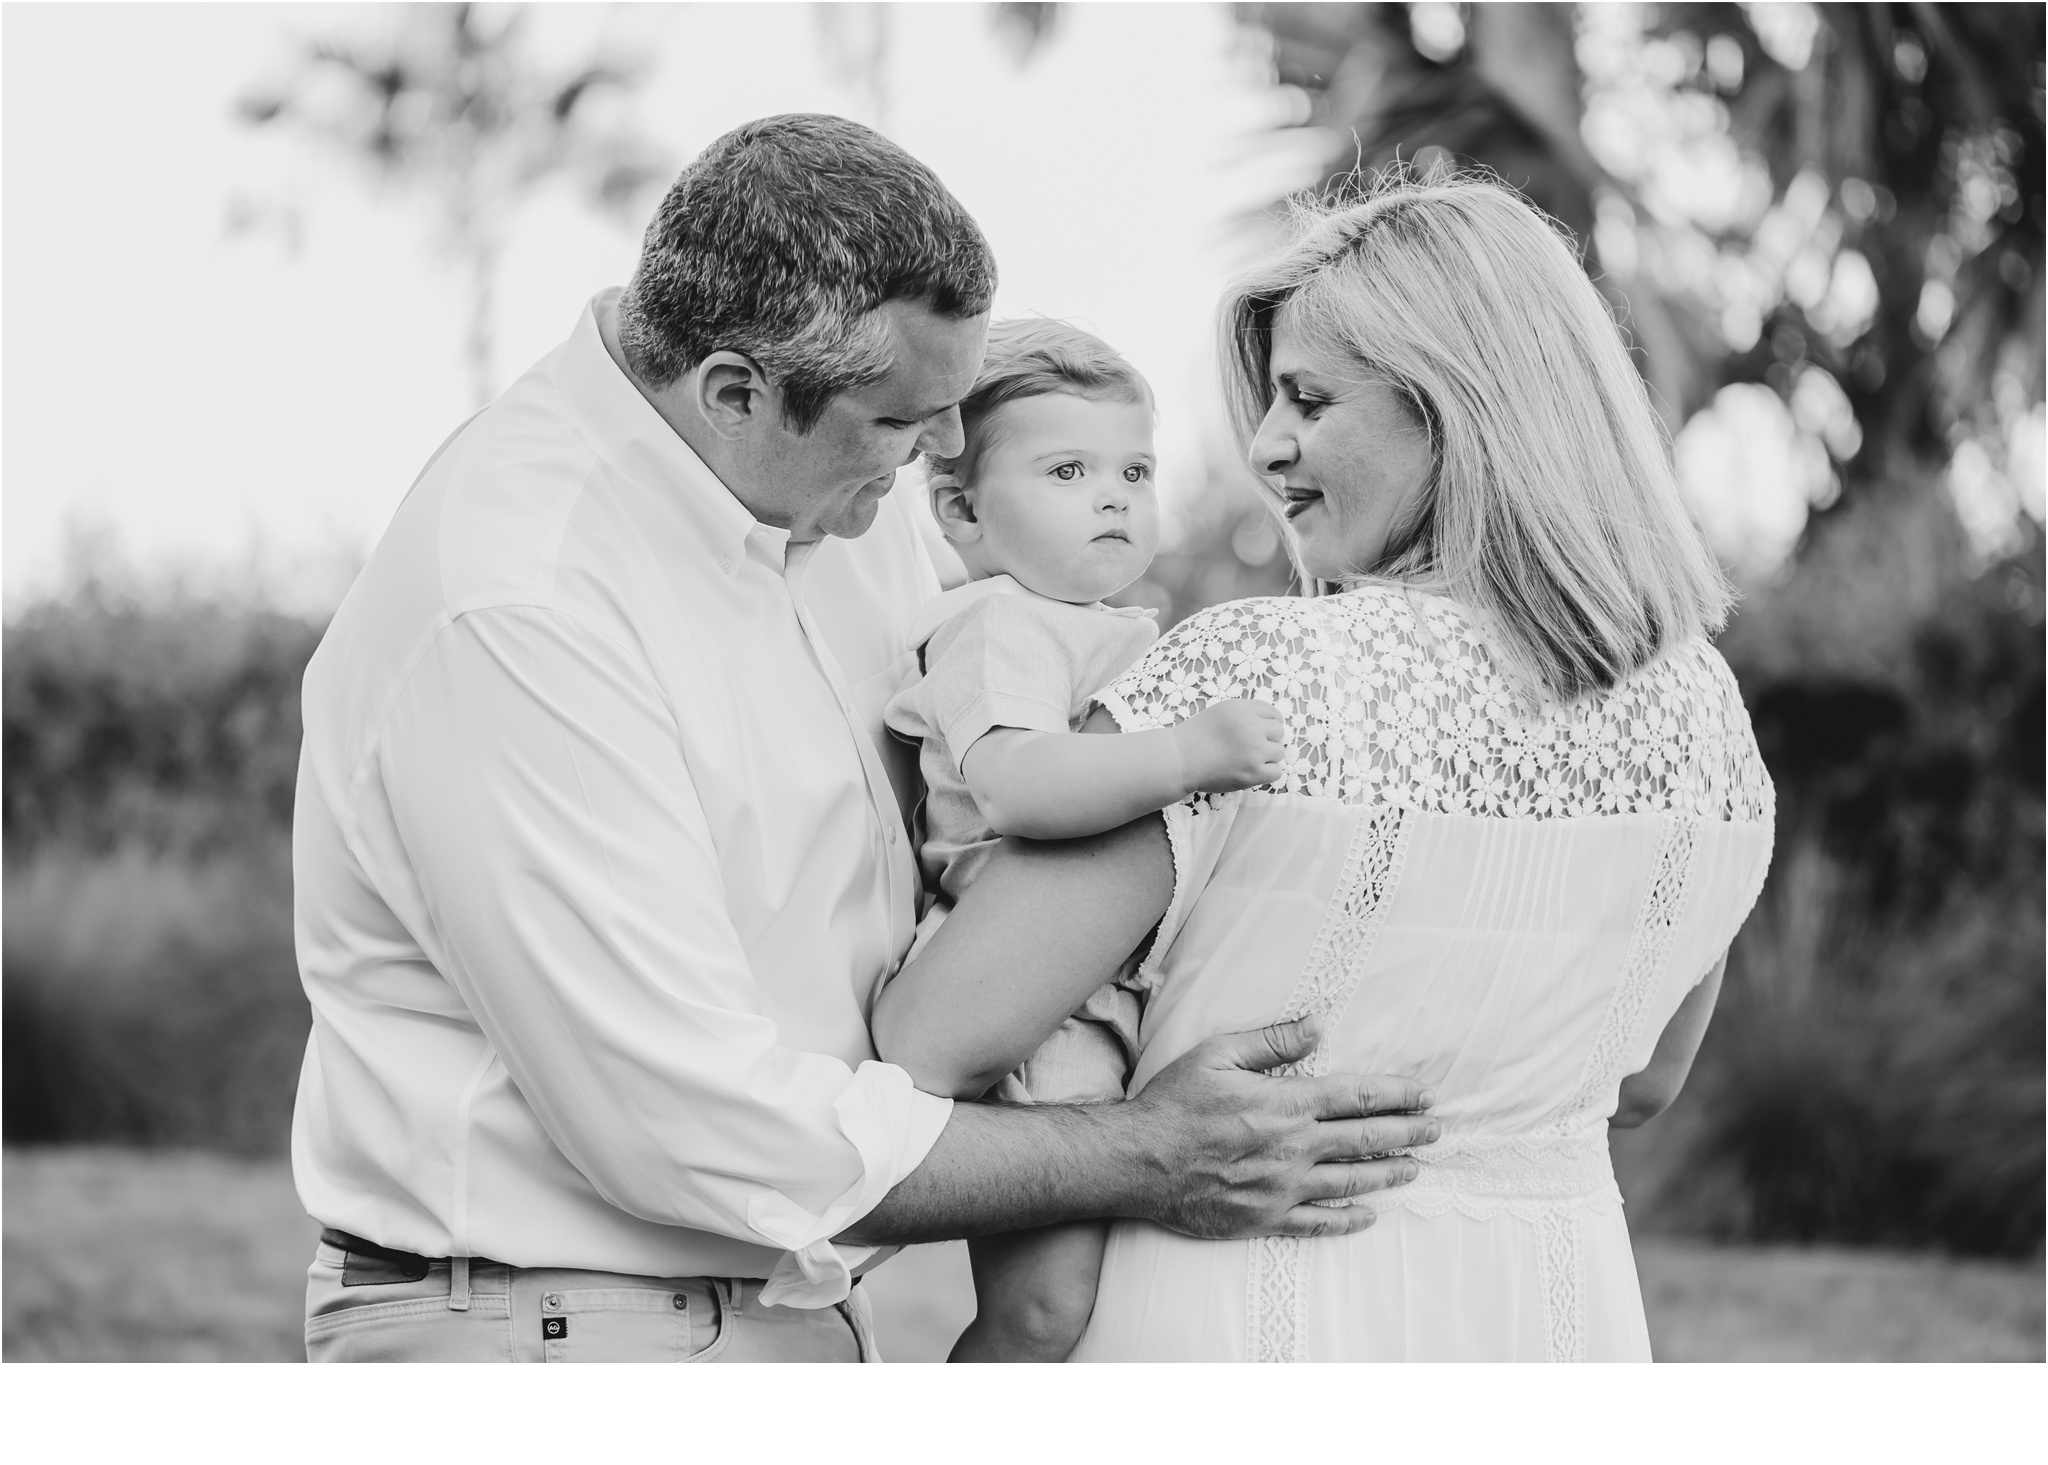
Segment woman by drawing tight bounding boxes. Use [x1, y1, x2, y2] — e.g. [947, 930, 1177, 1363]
[874, 176, 1774, 1362]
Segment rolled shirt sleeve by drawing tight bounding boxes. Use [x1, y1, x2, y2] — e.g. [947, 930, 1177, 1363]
[365, 605, 951, 1306]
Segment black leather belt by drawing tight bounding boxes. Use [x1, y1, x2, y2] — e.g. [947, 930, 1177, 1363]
[320, 1227, 460, 1287]
[319, 1226, 862, 1293]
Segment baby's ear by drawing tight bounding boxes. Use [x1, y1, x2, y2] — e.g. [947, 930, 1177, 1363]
[928, 473, 982, 543]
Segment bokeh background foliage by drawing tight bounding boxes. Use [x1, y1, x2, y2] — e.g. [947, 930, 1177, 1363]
[5, 3, 2042, 1264]
[3, 577, 316, 1154]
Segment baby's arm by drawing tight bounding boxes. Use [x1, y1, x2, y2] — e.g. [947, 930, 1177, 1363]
[959, 699, 1284, 840]
[950, 1221, 1107, 1362]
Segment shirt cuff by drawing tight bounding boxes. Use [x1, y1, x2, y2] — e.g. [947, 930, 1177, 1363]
[751, 1061, 954, 1308]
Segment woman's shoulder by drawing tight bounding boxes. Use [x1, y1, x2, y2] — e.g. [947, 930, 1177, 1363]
[1614, 635, 1754, 734]
[1160, 591, 1326, 642]
[1157, 584, 1434, 654]
[1595, 636, 1776, 823]
[1106, 593, 1317, 730]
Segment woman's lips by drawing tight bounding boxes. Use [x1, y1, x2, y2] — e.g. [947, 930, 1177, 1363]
[1280, 487, 1322, 520]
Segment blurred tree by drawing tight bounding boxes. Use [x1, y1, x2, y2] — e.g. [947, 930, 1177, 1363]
[2, 578, 322, 859]
[991, 1, 1061, 62]
[1240, 2, 2042, 556]
[237, 3, 671, 406]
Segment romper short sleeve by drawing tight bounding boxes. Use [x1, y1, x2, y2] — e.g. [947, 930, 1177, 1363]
[921, 594, 1091, 754]
[885, 586, 1158, 911]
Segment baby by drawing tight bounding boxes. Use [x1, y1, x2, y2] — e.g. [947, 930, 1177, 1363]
[884, 318, 1283, 1361]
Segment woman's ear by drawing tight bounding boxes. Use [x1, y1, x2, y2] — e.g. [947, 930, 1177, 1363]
[691, 350, 773, 440]
[929, 474, 983, 544]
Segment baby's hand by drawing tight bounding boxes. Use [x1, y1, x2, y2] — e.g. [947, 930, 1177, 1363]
[1175, 699, 1285, 793]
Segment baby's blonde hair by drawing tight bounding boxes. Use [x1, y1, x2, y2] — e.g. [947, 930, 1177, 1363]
[926, 317, 1152, 489]
[1220, 172, 1732, 702]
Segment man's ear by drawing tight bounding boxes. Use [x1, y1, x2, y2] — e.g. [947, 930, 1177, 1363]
[929, 474, 983, 544]
[690, 350, 774, 440]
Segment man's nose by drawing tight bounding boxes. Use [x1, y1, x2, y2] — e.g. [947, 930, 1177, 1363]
[1249, 402, 1296, 478]
[915, 406, 966, 462]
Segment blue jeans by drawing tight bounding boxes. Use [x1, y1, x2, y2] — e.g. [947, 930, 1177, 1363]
[304, 1235, 879, 1362]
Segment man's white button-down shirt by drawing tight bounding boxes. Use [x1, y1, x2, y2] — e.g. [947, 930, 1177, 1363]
[291, 291, 952, 1307]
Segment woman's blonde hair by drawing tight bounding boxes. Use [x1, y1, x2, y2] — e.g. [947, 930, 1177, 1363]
[1220, 172, 1732, 702]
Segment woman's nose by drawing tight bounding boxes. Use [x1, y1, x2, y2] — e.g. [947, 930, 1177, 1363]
[1249, 403, 1296, 478]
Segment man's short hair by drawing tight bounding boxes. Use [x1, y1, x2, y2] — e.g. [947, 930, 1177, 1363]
[617, 114, 998, 433]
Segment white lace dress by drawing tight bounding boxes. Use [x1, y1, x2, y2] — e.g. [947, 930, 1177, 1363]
[1070, 586, 1775, 1362]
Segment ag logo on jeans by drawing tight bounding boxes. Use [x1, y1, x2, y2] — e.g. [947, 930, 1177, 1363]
[542, 1316, 568, 1340]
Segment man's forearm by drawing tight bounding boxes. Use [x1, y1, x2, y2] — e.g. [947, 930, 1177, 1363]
[839, 1100, 1156, 1246]
[849, 1017, 1440, 1252]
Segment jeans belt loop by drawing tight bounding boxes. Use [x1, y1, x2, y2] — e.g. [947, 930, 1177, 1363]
[448, 1255, 471, 1312]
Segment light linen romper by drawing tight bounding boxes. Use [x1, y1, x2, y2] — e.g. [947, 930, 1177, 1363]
[884, 573, 1160, 1103]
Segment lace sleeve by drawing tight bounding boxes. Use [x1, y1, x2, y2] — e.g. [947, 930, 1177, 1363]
[1096, 597, 1349, 991]
[1711, 654, 1777, 826]
[1099, 595, 1349, 797]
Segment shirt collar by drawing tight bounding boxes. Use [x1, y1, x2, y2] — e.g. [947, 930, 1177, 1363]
[906, 573, 1156, 650]
[550, 288, 777, 568]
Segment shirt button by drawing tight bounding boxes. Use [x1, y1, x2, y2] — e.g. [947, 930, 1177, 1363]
[672, 1294, 688, 1312]
[720, 556, 736, 575]
[543, 1293, 563, 1311]
[886, 825, 899, 845]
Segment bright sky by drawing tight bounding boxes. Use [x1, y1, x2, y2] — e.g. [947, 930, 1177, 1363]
[2, 1, 1319, 611]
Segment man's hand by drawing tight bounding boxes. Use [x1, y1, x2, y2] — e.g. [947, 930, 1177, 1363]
[845, 1014, 1435, 1248]
[1118, 1015, 1436, 1238]
[1174, 699, 1285, 795]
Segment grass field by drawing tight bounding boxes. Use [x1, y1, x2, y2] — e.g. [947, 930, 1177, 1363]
[4, 1147, 2040, 1362]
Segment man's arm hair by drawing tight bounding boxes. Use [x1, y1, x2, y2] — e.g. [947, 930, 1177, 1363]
[845, 1016, 1439, 1247]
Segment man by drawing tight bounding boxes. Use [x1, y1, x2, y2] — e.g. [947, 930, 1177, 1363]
[293, 114, 1432, 1362]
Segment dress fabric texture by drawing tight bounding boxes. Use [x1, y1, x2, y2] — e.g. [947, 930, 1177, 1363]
[1071, 586, 1775, 1362]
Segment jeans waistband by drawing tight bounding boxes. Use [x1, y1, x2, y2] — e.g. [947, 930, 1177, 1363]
[316, 1228, 861, 1292]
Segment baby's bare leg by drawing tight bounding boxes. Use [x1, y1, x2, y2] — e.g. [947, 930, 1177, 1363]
[949, 1220, 1108, 1363]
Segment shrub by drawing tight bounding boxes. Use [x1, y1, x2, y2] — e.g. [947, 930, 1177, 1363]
[1620, 494, 2046, 1259]
[3, 841, 307, 1155]
[2, 583, 323, 857]
[1632, 835, 2044, 1257]
[3, 579, 320, 1155]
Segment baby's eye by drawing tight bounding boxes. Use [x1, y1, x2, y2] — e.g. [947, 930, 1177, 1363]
[1123, 464, 1151, 483]
[1049, 462, 1083, 481]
